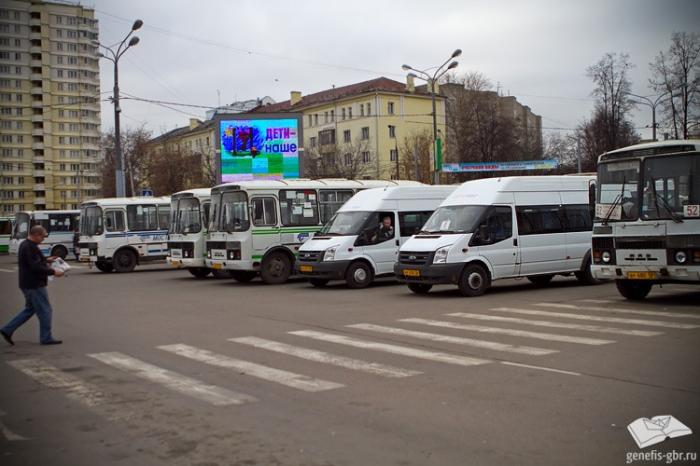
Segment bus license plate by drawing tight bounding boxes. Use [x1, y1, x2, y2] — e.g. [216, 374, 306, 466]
[403, 269, 420, 278]
[80, 248, 89, 257]
[171, 260, 181, 267]
[212, 263, 222, 270]
[299, 265, 313, 273]
[628, 271, 656, 280]
[170, 249, 182, 258]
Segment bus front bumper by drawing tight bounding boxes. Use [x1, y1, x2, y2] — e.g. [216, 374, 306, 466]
[394, 262, 464, 285]
[592, 265, 700, 283]
[296, 260, 350, 280]
[168, 257, 205, 269]
[205, 259, 255, 271]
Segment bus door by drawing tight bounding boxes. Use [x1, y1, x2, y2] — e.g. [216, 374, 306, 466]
[251, 196, 280, 255]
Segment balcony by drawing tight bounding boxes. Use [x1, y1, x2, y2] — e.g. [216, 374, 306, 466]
[32, 142, 44, 150]
[31, 128, 44, 137]
[33, 170, 45, 177]
[30, 59, 42, 68]
[31, 72, 42, 81]
[31, 114, 44, 122]
[33, 197, 46, 205]
[31, 100, 43, 109]
[33, 184, 45, 191]
[31, 85, 43, 94]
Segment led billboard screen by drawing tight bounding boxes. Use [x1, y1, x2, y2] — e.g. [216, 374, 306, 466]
[217, 116, 301, 182]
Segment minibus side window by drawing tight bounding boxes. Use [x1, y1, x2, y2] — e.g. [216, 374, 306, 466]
[563, 205, 592, 232]
[471, 206, 512, 246]
[399, 211, 433, 237]
[356, 211, 395, 246]
[516, 205, 564, 235]
[251, 197, 277, 226]
[280, 190, 319, 226]
[104, 210, 125, 232]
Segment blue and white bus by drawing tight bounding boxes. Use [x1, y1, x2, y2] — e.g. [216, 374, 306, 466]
[78, 197, 170, 272]
[9, 210, 80, 259]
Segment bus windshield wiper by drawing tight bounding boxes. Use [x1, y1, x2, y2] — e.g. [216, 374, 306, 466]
[650, 178, 683, 223]
[602, 177, 625, 226]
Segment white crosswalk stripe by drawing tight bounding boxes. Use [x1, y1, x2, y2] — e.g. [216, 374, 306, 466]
[579, 299, 613, 304]
[158, 343, 343, 392]
[500, 362, 581, 376]
[347, 323, 557, 356]
[399, 318, 615, 345]
[88, 352, 256, 406]
[491, 307, 699, 329]
[289, 330, 491, 367]
[447, 312, 662, 337]
[536, 302, 700, 320]
[229, 336, 421, 378]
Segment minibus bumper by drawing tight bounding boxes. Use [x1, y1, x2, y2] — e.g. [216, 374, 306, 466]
[394, 262, 463, 285]
[296, 260, 350, 280]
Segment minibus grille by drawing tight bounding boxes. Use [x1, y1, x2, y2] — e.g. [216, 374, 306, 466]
[399, 251, 430, 265]
[615, 237, 666, 249]
[207, 241, 226, 250]
[298, 251, 323, 262]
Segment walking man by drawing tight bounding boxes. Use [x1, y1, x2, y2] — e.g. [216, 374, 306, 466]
[1, 225, 64, 346]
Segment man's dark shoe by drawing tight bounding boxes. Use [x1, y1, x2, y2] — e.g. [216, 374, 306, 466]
[41, 340, 63, 345]
[0, 330, 14, 346]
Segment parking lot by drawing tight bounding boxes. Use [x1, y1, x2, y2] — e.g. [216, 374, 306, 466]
[1, 254, 699, 466]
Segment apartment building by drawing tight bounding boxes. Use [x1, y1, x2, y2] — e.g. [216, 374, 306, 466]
[253, 77, 445, 179]
[0, 0, 101, 214]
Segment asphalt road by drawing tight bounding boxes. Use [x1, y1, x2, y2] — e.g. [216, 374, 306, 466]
[1, 254, 699, 466]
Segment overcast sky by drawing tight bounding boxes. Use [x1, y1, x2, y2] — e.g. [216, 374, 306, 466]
[90, 0, 699, 142]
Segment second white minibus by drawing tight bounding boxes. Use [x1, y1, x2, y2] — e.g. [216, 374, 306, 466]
[10, 210, 80, 259]
[296, 185, 456, 288]
[395, 176, 598, 296]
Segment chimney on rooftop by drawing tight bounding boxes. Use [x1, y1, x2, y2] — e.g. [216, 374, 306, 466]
[406, 75, 415, 93]
[290, 91, 302, 106]
[189, 118, 200, 129]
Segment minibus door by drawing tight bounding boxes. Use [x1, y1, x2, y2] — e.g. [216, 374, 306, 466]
[471, 206, 519, 278]
[356, 211, 397, 275]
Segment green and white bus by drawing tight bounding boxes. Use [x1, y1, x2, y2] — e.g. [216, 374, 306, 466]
[0, 216, 12, 254]
[205, 179, 422, 284]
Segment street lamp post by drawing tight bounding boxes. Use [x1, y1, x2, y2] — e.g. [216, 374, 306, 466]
[96, 19, 143, 197]
[626, 91, 669, 142]
[402, 49, 461, 184]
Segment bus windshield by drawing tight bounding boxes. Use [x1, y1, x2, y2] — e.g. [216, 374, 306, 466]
[642, 154, 700, 220]
[319, 211, 372, 236]
[13, 213, 29, 239]
[596, 160, 640, 221]
[172, 198, 202, 234]
[81, 206, 103, 236]
[421, 205, 487, 234]
[219, 191, 249, 232]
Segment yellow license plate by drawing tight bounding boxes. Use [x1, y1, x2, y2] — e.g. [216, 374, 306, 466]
[627, 271, 656, 280]
[171, 260, 181, 267]
[403, 269, 420, 278]
[212, 263, 222, 270]
[299, 265, 313, 273]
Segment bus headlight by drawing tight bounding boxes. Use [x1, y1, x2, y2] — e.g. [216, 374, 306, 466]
[207, 250, 212, 259]
[601, 251, 612, 263]
[433, 246, 452, 264]
[675, 250, 687, 264]
[323, 247, 337, 261]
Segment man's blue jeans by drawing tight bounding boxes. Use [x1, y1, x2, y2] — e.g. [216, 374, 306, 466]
[1, 287, 55, 344]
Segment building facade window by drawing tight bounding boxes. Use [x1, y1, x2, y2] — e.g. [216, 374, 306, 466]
[361, 127, 369, 140]
[389, 125, 396, 138]
[388, 102, 394, 114]
[361, 151, 370, 164]
[343, 130, 351, 143]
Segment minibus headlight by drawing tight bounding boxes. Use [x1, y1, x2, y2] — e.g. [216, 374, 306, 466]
[207, 250, 211, 259]
[601, 251, 612, 263]
[433, 246, 451, 264]
[675, 250, 687, 264]
[323, 247, 337, 261]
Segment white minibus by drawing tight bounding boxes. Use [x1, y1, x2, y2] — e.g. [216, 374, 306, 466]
[10, 210, 80, 259]
[205, 179, 422, 284]
[395, 176, 598, 296]
[296, 185, 456, 288]
[78, 197, 171, 272]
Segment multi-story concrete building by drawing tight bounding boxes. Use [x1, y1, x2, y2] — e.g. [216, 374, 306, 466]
[253, 77, 445, 180]
[0, 0, 101, 214]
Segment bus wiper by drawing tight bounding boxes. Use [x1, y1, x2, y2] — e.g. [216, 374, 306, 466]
[602, 177, 625, 226]
[650, 178, 683, 223]
[417, 230, 434, 235]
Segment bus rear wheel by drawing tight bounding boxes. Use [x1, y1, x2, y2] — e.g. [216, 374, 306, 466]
[113, 249, 136, 273]
[260, 252, 292, 284]
[615, 280, 652, 300]
[231, 270, 257, 283]
[408, 283, 432, 294]
[51, 245, 68, 260]
[188, 267, 211, 279]
[95, 261, 113, 273]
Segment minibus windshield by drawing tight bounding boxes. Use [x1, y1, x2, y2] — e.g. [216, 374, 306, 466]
[318, 211, 372, 236]
[421, 205, 487, 234]
[80, 206, 103, 236]
[13, 213, 29, 239]
[173, 197, 202, 234]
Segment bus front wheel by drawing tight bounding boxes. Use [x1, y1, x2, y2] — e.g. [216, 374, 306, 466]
[113, 249, 137, 273]
[188, 267, 211, 279]
[95, 261, 113, 273]
[408, 283, 432, 294]
[615, 280, 652, 300]
[51, 245, 68, 260]
[458, 264, 490, 297]
[260, 252, 292, 284]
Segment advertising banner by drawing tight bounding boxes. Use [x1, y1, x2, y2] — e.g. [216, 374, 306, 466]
[441, 159, 558, 173]
[217, 114, 302, 182]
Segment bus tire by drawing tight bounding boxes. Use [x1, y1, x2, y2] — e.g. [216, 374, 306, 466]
[230, 270, 257, 283]
[95, 261, 113, 273]
[408, 283, 432, 294]
[527, 274, 554, 286]
[615, 280, 652, 300]
[188, 267, 211, 279]
[113, 249, 137, 273]
[51, 245, 68, 260]
[211, 269, 232, 279]
[574, 257, 600, 285]
[458, 263, 490, 297]
[345, 261, 373, 289]
[260, 251, 292, 284]
[309, 278, 329, 288]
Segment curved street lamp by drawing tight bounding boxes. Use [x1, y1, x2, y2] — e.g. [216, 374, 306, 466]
[95, 19, 143, 197]
[402, 49, 461, 184]
[625, 91, 671, 142]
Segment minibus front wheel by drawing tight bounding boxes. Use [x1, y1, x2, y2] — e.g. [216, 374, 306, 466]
[458, 264, 490, 297]
[408, 283, 432, 295]
[345, 261, 373, 289]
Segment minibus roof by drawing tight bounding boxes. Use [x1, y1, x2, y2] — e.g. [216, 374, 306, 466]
[211, 179, 423, 193]
[81, 196, 171, 208]
[171, 188, 211, 200]
[339, 185, 457, 212]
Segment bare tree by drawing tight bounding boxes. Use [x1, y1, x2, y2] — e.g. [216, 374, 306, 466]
[304, 137, 372, 179]
[649, 32, 700, 139]
[542, 132, 578, 171]
[100, 125, 152, 197]
[143, 143, 206, 195]
[396, 129, 433, 183]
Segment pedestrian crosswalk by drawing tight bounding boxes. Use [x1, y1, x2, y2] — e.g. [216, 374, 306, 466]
[6, 299, 700, 412]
